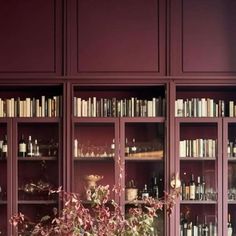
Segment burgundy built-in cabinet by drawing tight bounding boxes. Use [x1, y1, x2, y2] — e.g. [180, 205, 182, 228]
[0, 0, 63, 78]
[67, 0, 166, 76]
[0, 0, 236, 235]
[171, 0, 236, 76]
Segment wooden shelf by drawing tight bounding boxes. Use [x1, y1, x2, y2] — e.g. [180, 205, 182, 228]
[228, 157, 236, 161]
[126, 150, 163, 160]
[15, 117, 61, 123]
[228, 200, 236, 204]
[18, 200, 58, 205]
[180, 200, 217, 204]
[18, 156, 57, 161]
[180, 157, 216, 161]
[125, 157, 163, 161]
[74, 157, 114, 161]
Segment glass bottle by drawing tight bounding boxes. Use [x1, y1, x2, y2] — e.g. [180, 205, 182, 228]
[202, 216, 209, 236]
[19, 134, 26, 157]
[195, 176, 201, 200]
[189, 174, 196, 200]
[33, 139, 40, 157]
[2, 135, 7, 159]
[27, 135, 33, 157]
[228, 213, 233, 236]
[141, 184, 149, 199]
[201, 176, 206, 200]
[110, 139, 115, 157]
[125, 138, 130, 156]
[228, 140, 231, 158]
[131, 138, 137, 154]
[152, 176, 159, 199]
[181, 179, 186, 201]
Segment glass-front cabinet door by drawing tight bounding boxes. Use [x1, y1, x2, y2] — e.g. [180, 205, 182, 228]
[72, 118, 119, 202]
[120, 117, 166, 236]
[0, 119, 11, 235]
[176, 118, 222, 236]
[223, 118, 236, 236]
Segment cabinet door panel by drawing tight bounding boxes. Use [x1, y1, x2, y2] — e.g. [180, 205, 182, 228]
[68, 0, 166, 75]
[171, 0, 236, 76]
[0, 0, 62, 77]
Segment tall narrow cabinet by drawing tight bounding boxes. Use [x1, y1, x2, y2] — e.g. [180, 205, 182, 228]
[71, 83, 168, 235]
[0, 84, 63, 235]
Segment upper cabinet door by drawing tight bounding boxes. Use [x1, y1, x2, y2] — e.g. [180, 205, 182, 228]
[171, 0, 236, 76]
[0, 0, 62, 78]
[68, 0, 166, 76]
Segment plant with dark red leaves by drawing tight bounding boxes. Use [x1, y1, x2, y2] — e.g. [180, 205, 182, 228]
[10, 184, 179, 236]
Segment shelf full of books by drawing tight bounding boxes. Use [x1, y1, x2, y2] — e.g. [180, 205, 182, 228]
[175, 98, 236, 117]
[179, 139, 217, 158]
[73, 96, 165, 117]
[0, 96, 61, 118]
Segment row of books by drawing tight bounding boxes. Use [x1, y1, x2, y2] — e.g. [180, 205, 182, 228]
[73, 97, 166, 117]
[0, 96, 61, 117]
[179, 139, 217, 158]
[175, 98, 226, 117]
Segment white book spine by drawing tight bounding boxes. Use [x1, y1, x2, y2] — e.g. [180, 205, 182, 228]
[179, 140, 186, 157]
[93, 97, 96, 117]
[147, 100, 153, 117]
[77, 98, 81, 117]
[229, 101, 234, 117]
[152, 98, 156, 117]
[41, 96, 45, 117]
[26, 98, 31, 117]
[203, 98, 207, 117]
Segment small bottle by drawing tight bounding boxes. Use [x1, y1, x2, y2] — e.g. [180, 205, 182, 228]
[2, 135, 7, 159]
[181, 180, 186, 200]
[187, 222, 192, 236]
[189, 174, 196, 200]
[228, 140, 231, 158]
[152, 176, 159, 199]
[201, 176, 206, 200]
[142, 184, 149, 199]
[19, 134, 26, 157]
[228, 213, 233, 236]
[230, 141, 234, 158]
[183, 220, 188, 236]
[202, 216, 209, 236]
[27, 135, 33, 157]
[125, 138, 130, 156]
[193, 215, 199, 235]
[195, 176, 201, 200]
[131, 138, 137, 154]
[33, 139, 40, 157]
[111, 139, 115, 156]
